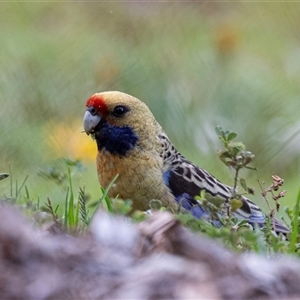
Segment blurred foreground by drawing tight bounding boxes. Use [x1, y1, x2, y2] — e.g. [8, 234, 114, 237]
[1, 206, 300, 299]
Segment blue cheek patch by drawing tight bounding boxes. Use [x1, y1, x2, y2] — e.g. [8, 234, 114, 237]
[96, 123, 138, 156]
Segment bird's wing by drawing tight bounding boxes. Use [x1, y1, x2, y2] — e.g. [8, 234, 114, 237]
[158, 133, 289, 233]
[164, 159, 255, 220]
[165, 162, 289, 233]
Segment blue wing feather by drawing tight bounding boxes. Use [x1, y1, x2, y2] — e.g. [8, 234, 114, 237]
[163, 162, 289, 233]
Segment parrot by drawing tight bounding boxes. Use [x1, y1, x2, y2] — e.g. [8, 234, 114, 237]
[83, 91, 289, 234]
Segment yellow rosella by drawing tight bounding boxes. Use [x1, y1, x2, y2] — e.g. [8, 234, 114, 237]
[83, 91, 289, 233]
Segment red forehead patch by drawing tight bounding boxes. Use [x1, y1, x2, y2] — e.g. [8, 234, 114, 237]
[86, 94, 108, 115]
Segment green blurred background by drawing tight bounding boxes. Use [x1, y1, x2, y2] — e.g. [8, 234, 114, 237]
[1, 2, 300, 213]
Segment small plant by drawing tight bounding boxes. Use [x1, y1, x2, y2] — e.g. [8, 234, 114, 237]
[193, 126, 257, 228]
[0, 166, 30, 206]
[181, 126, 295, 254]
[215, 126, 256, 194]
[38, 159, 121, 234]
[215, 126, 287, 226]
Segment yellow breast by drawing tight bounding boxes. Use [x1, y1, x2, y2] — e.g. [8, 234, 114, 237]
[96, 150, 177, 211]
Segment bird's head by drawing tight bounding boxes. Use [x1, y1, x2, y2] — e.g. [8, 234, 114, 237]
[83, 91, 160, 156]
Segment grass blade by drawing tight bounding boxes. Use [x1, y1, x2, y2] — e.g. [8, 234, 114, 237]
[289, 187, 300, 253]
[90, 174, 118, 223]
[16, 175, 29, 198]
[78, 186, 88, 226]
[67, 166, 74, 227]
[64, 187, 69, 228]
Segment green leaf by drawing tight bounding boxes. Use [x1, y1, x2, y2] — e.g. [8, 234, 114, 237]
[227, 131, 237, 141]
[112, 199, 132, 215]
[131, 210, 147, 222]
[195, 189, 206, 201]
[205, 194, 225, 208]
[149, 199, 162, 210]
[230, 198, 243, 212]
[239, 178, 248, 192]
[215, 125, 223, 137]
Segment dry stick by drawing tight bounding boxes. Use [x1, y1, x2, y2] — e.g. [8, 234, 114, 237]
[257, 179, 275, 231]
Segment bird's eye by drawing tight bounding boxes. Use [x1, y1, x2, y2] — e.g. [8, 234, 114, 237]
[88, 106, 98, 116]
[112, 105, 128, 117]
